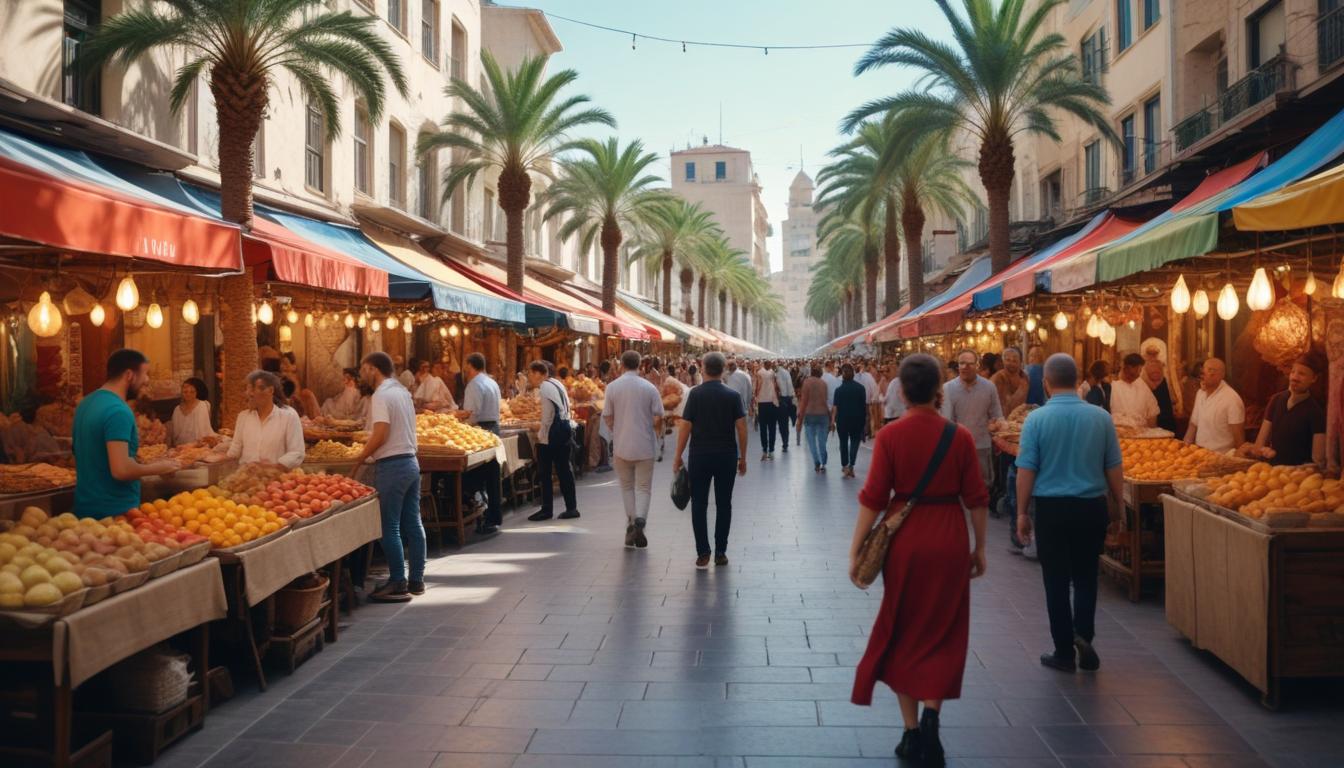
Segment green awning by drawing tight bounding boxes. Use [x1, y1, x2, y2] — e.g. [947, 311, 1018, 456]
[1094, 213, 1221, 284]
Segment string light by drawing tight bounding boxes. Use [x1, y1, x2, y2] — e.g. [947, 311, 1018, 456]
[1025, 316, 1037, 332]
[257, 300, 274, 325]
[439, 325, 448, 338]
[449, 323, 460, 337]
[344, 312, 355, 329]
[1247, 267, 1274, 311]
[1217, 282, 1240, 320]
[27, 291, 62, 337]
[89, 302, 106, 328]
[304, 312, 314, 327]
[403, 316, 413, 334]
[371, 318, 381, 333]
[146, 302, 164, 329]
[116, 275, 140, 311]
[1053, 311, 1068, 331]
[1170, 274, 1191, 314]
[286, 308, 299, 325]
[1193, 289, 1210, 318]
[1304, 272, 1318, 296]
[387, 315, 399, 330]
[547, 12, 870, 55]
[181, 299, 200, 325]
[357, 313, 367, 329]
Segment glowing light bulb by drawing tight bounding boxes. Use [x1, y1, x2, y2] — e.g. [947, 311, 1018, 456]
[403, 316, 413, 334]
[27, 291, 62, 337]
[463, 327, 470, 336]
[146, 302, 164, 329]
[439, 325, 449, 338]
[1025, 316, 1037, 332]
[89, 302, 105, 328]
[387, 315, 399, 330]
[449, 324, 460, 337]
[304, 312, 314, 328]
[1305, 272, 1318, 296]
[371, 318, 381, 333]
[1053, 311, 1068, 331]
[344, 312, 355, 329]
[1246, 267, 1273, 311]
[1099, 321, 1116, 346]
[257, 301, 274, 325]
[974, 320, 983, 333]
[1193, 289, 1210, 318]
[964, 320, 973, 332]
[1086, 313, 1101, 338]
[1217, 282, 1239, 320]
[1170, 274, 1191, 314]
[278, 325, 292, 342]
[285, 308, 298, 325]
[357, 313, 367, 329]
[115, 275, 140, 311]
[181, 299, 200, 325]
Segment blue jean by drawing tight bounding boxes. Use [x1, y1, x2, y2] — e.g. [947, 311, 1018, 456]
[374, 455, 425, 583]
[803, 415, 829, 466]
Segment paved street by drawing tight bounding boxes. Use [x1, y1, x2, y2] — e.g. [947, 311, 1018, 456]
[156, 435, 1343, 768]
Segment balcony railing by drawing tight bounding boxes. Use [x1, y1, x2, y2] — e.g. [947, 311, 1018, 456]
[1174, 57, 1296, 152]
[1082, 186, 1111, 207]
[1322, 5, 1344, 73]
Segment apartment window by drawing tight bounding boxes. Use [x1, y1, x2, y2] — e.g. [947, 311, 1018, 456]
[253, 124, 266, 180]
[418, 133, 437, 220]
[421, 0, 439, 64]
[388, 123, 406, 209]
[1080, 27, 1108, 85]
[353, 106, 372, 194]
[1120, 114, 1136, 183]
[1249, 1, 1286, 68]
[484, 189, 496, 241]
[62, 0, 100, 114]
[387, 0, 406, 35]
[305, 104, 325, 191]
[685, 162, 696, 181]
[1084, 140, 1102, 203]
[1143, 95, 1161, 174]
[1143, 0, 1160, 29]
[715, 161, 727, 180]
[450, 20, 467, 80]
[1040, 170, 1062, 219]
[1116, 0, 1133, 51]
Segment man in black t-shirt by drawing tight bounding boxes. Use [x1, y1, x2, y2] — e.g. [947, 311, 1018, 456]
[674, 352, 748, 569]
[1242, 353, 1327, 467]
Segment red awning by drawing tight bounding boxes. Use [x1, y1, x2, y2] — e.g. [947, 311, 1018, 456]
[858, 305, 913, 345]
[243, 215, 388, 297]
[1170, 152, 1267, 213]
[1000, 214, 1148, 301]
[544, 281, 652, 340]
[0, 154, 239, 269]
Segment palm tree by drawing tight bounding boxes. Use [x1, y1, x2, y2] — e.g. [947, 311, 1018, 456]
[847, 0, 1115, 274]
[807, 230, 865, 334]
[83, 0, 408, 422]
[627, 198, 722, 316]
[695, 238, 749, 331]
[751, 293, 785, 348]
[419, 53, 614, 292]
[813, 216, 878, 329]
[542, 138, 667, 317]
[815, 132, 891, 324]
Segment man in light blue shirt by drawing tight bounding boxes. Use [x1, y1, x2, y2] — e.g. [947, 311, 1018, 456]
[456, 353, 502, 534]
[1016, 354, 1123, 675]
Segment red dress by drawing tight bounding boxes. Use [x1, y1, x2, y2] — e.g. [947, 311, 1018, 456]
[851, 409, 988, 704]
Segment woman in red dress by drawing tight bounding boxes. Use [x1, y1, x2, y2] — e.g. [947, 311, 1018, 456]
[848, 354, 989, 766]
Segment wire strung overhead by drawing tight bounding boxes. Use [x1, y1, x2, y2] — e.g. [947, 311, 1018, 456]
[545, 12, 871, 55]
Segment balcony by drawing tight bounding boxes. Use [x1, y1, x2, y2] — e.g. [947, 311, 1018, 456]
[1174, 57, 1296, 153]
[1121, 139, 1172, 186]
[1323, 5, 1344, 73]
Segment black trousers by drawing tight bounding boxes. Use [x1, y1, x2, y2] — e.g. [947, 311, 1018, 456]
[537, 440, 578, 515]
[777, 397, 794, 446]
[758, 402, 779, 452]
[837, 425, 863, 467]
[689, 453, 737, 556]
[465, 422, 502, 526]
[1034, 496, 1109, 658]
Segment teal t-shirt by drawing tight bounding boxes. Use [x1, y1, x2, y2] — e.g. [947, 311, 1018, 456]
[72, 389, 140, 519]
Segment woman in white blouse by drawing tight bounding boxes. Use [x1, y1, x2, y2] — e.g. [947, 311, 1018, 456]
[169, 378, 216, 446]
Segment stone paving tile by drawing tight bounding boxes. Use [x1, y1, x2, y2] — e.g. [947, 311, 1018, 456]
[150, 437, 1342, 767]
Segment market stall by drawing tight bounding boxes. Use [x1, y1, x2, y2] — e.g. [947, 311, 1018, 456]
[415, 413, 503, 547]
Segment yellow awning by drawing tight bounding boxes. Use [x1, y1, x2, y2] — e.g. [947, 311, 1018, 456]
[1233, 162, 1344, 231]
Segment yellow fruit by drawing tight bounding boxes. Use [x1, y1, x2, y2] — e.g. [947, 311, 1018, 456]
[19, 564, 51, 589]
[52, 571, 82, 595]
[23, 582, 62, 607]
[0, 572, 22, 595]
[0, 593, 23, 609]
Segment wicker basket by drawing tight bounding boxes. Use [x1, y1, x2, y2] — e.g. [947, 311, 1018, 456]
[274, 573, 329, 631]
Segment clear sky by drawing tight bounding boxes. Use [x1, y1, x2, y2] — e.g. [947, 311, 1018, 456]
[497, 1, 952, 275]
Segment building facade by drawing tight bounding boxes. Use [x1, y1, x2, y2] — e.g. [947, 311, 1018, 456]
[669, 143, 772, 278]
[772, 170, 827, 354]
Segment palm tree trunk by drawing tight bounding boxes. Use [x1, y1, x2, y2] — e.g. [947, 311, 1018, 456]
[600, 217, 622, 316]
[902, 188, 927, 310]
[661, 250, 674, 315]
[979, 130, 1016, 275]
[731, 300, 739, 338]
[864, 243, 879, 324]
[679, 267, 695, 324]
[697, 277, 708, 329]
[498, 165, 533, 292]
[209, 68, 267, 426]
[883, 195, 901, 316]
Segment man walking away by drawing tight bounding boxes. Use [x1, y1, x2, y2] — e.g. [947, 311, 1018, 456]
[604, 351, 664, 548]
[755, 360, 780, 460]
[674, 352, 747, 569]
[529, 361, 580, 522]
[776, 362, 797, 450]
[1016, 354, 1123, 673]
[833, 364, 868, 478]
[726, 360, 754, 427]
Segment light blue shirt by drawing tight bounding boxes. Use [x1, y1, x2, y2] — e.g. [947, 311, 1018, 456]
[462, 372, 501, 424]
[1015, 393, 1122, 498]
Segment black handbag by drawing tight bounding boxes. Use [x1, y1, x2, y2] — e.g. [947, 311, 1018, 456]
[670, 466, 691, 510]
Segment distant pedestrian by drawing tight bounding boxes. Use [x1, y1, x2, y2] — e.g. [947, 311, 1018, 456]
[1016, 354, 1123, 673]
[942, 349, 1003, 488]
[755, 360, 780, 460]
[833, 364, 868, 479]
[796, 364, 832, 472]
[673, 352, 748, 569]
[726, 360, 754, 423]
[528, 361, 580, 522]
[774, 361, 796, 452]
[603, 351, 664, 549]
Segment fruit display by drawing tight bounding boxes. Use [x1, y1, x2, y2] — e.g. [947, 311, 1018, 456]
[169, 443, 217, 466]
[1202, 463, 1341, 520]
[501, 392, 541, 422]
[216, 462, 290, 498]
[211, 468, 373, 522]
[137, 443, 169, 462]
[137, 414, 167, 447]
[306, 439, 364, 461]
[416, 413, 500, 452]
[0, 462, 76, 494]
[137, 490, 287, 549]
[120, 508, 208, 548]
[302, 416, 365, 442]
[1120, 439, 1250, 481]
[567, 375, 604, 403]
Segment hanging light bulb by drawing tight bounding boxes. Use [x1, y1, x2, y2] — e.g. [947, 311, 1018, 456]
[278, 325, 292, 343]
[998, 321, 1008, 333]
[1305, 271, 1318, 296]
[1100, 321, 1116, 346]
[1332, 262, 1344, 299]
[257, 300, 274, 325]
[27, 291, 63, 337]
[285, 308, 298, 325]
[964, 320, 973, 332]
[146, 302, 164, 329]
[357, 313, 367, 329]
[463, 326, 470, 336]
[1127, 319, 1137, 330]
[181, 298, 200, 325]
[304, 312, 314, 328]
[1053, 311, 1068, 331]
[403, 316, 413, 334]
[1086, 313, 1102, 338]
[344, 312, 355, 329]
[439, 325, 449, 338]
[1010, 323, 1018, 332]
[1025, 315, 1037, 332]
[1193, 289, 1210, 318]
[89, 302, 106, 328]
[449, 323, 460, 337]
[1217, 282, 1239, 320]
[974, 320, 984, 333]
[387, 315, 399, 330]
[371, 318, 382, 333]
[1246, 267, 1274, 311]
[115, 275, 140, 311]
[1170, 274, 1191, 314]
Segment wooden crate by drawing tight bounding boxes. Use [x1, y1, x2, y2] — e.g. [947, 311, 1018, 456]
[267, 614, 325, 675]
[78, 690, 205, 765]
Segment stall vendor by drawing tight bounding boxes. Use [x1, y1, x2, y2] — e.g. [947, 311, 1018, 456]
[414, 361, 457, 412]
[321, 368, 369, 422]
[1184, 358, 1245, 454]
[226, 370, 306, 469]
[1240, 354, 1326, 467]
[169, 377, 216, 447]
[72, 349, 182, 518]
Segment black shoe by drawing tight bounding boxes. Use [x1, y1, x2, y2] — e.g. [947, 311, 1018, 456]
[369, 580, 411, 603]
[919, 708, 944, 767]
[528, 509, 553, 522]
[408, 580, 425, 596]
[1074, 636, 1100, 671]
[634, 518, 648, 548]
[714, 554, 729, 567]
[625, 524, 636, 549]
[894, 727, 922, 761]
[782, 445, 788, 453]
[558, 510, 580, 520]
[476, 524, 499, 536]
[1040, 651, 1077, 673]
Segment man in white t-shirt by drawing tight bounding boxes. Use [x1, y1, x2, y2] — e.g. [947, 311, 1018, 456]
[1185, 357, 1245, 453]
[754, 361, 780, 460]
[1108, 353, 1159, 428]
[603, 351, 665, 548]
[854, 362, 880, 440]
[821, 361, 841, 408]
[774, 363, 796, 452]
[354, 352, 423, 603]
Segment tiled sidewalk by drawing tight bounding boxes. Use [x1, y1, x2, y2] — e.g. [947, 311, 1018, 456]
[153, 437, 1343, 768]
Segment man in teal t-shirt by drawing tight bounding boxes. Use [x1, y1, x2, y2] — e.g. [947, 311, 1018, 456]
[72, 349, 181, 518]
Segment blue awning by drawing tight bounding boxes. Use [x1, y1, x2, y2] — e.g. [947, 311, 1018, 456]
[906, 256, 993, 320]
[970, 212, 1108, 311]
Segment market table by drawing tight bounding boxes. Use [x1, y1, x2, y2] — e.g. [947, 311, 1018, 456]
[1161, 494, 1344, 708]
[0, 559, 225, 768]
[1103, 477, 1173, 602]
[0, 486, 75, 522]
[419, 447, 500, 547]
[214, 495, 381, 690]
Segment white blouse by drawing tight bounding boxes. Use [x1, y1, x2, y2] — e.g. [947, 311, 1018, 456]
[170, 401, 214, 446]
